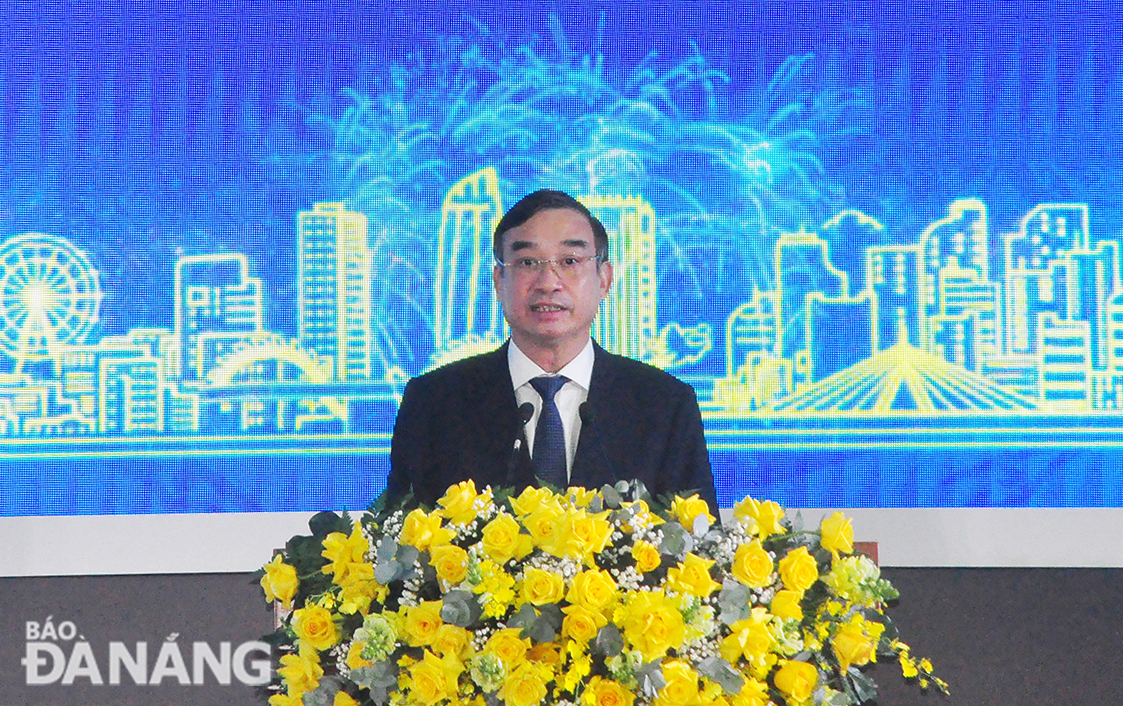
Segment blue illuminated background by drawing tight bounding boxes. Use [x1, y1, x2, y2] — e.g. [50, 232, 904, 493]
[3, 2, 1123, 516]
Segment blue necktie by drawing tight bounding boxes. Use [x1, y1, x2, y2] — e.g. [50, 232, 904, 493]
[530, 375, 568, 488]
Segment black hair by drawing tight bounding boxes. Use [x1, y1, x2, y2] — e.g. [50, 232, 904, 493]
[492, 189, 609, 262]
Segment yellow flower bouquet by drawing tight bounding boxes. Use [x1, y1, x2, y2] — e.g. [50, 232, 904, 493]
[258, 481, 947, 706]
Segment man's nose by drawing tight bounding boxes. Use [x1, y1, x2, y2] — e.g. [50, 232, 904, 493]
[531, 263, 565, 288]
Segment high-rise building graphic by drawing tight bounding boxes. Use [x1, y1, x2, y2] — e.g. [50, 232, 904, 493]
[1002, 204, 1088, 357]
[298, 202, 372, 380]
[935, 265, 1001, 360]
[1068, 242, 1120, 370]
[867, 245, 922, 350]
[1038, 314, 1091, 410]
[725, 292, 779, 377]
[807, 293, 875, 381]
[775, 232, 848, 366]
[175, 253, 264, 381]
[433, 168, 505, 352]
[582, 195, 657, 361]
[920, 200, 989, 346]
[713, 293, 789, 411]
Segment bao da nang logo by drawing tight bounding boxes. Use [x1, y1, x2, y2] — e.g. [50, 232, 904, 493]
[21, 617, 271, 686]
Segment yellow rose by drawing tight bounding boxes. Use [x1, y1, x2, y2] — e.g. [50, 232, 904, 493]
[654, 660, 700, 706]
[730, 678, 769, 706]
[773, 660, 817, 703]
[720, 609, 774, 664]
[498, 661, 550, 706]
[277, 649, 323, 696]
[733, 498, 784, 539]
[509, 486, 554, 518]
[339, 561, 381, 615]
[570, 509, 613, 559]
[527, 642, 562, 666]
[480, 513, 525, 564]
[567, 569, 618, 613]
[430, 544, 470, 585]
[567, 487, 597, 508]
[731, 541, 773, 589]
[293, 604, 339, 652]
[621, 500, 664, 531]
[408, 650, 459, 705]
[269, 693, 305, 706]
[777, 546, 819, 594]
[667, 553, 721, 597]
[582, 676, 635, 706]
[400, 508, 455, 550]
[770, 590, 803, 621]
[819, 512, 854, 556]
[523, 499, 572, 556]
[321, 522, 370, 584]
[438, 480, 480, 525]
[619, 590, 685, 661]
[432, 624, 474, 660]
[831, 615, 884, 671]
[521, 567, 567, 605]
[335, 691, 360, 706]
[261, 554, 299, 610]
[670, 494, 715, 531]
[484, 627, 531, 667]
[562, 604, 608, 643]
[402, 600, 445, 647]
[631, 541, 662, 573]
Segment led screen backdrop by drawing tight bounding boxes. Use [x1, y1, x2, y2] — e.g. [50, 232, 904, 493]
[2, 2, 1122, 518]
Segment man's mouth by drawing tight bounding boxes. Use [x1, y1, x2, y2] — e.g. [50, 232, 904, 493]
[531, 304, 566, 312]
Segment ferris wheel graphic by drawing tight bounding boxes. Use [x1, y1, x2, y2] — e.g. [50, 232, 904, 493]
[0, 233, 102, 371]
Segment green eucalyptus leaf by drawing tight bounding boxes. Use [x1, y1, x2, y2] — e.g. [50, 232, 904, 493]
[697, 657, 743, 694]
[302, 675, 343, 706]
[601, 484, 623, 508]
[636, 661, 666, 698]
[593, 623, 623, 657]
[441, 590, 482, 627]
[509, 603, 539, 629]
[848, 667, 878, 704]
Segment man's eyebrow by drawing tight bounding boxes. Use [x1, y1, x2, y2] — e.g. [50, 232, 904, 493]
[508, 237, 592, 252]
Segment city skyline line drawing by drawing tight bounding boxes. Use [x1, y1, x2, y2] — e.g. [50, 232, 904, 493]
[1, 170, 1123, 441]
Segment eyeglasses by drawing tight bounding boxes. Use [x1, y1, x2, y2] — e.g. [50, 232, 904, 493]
[496, 254, 604, 279]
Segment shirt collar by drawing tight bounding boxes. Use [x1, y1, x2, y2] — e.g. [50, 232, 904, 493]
[508, 338, 595, 392]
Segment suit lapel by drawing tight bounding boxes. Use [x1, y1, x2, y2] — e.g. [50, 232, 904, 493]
[474, 343, 534, 489]
[571, 343, 619, 490]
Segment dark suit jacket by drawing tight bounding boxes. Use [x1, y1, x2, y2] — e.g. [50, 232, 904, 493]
[386, 341, 718, 512]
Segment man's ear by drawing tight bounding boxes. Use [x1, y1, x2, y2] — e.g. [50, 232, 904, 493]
[598, 260, 613, 299]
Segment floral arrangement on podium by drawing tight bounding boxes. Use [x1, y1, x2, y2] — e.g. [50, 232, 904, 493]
[258, 481, 946, 706]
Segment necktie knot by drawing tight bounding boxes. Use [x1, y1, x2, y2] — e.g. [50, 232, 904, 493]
[530, 375, 567, 402]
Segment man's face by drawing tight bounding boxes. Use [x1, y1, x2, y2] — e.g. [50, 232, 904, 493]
[493, 208, 613, 359]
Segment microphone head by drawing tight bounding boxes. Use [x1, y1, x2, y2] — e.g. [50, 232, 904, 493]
[579, 401, 595, 424]
[518, 402, 535, 424]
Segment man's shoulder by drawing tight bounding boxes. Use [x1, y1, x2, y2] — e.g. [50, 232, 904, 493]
[405, 346, 507, 394]
[595, 346, 695, 396]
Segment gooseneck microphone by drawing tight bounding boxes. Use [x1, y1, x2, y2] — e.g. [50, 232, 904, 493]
[579, 401, 618, 484]
[506, 402, 535, 486]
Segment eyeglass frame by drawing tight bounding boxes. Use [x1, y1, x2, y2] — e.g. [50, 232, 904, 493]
[495, 253, 606, 278]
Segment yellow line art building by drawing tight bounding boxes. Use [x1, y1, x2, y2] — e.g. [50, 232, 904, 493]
[582, 195, 657, 361]
[298, 202, 371, 380]
[433, 168, 505, 353]
[175, 253, 264, 382]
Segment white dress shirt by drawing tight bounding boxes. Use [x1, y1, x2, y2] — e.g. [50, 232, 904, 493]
[507, 339, 594, 481]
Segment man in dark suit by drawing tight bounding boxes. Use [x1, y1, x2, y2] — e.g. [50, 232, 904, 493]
[387, 189, 717, 511]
